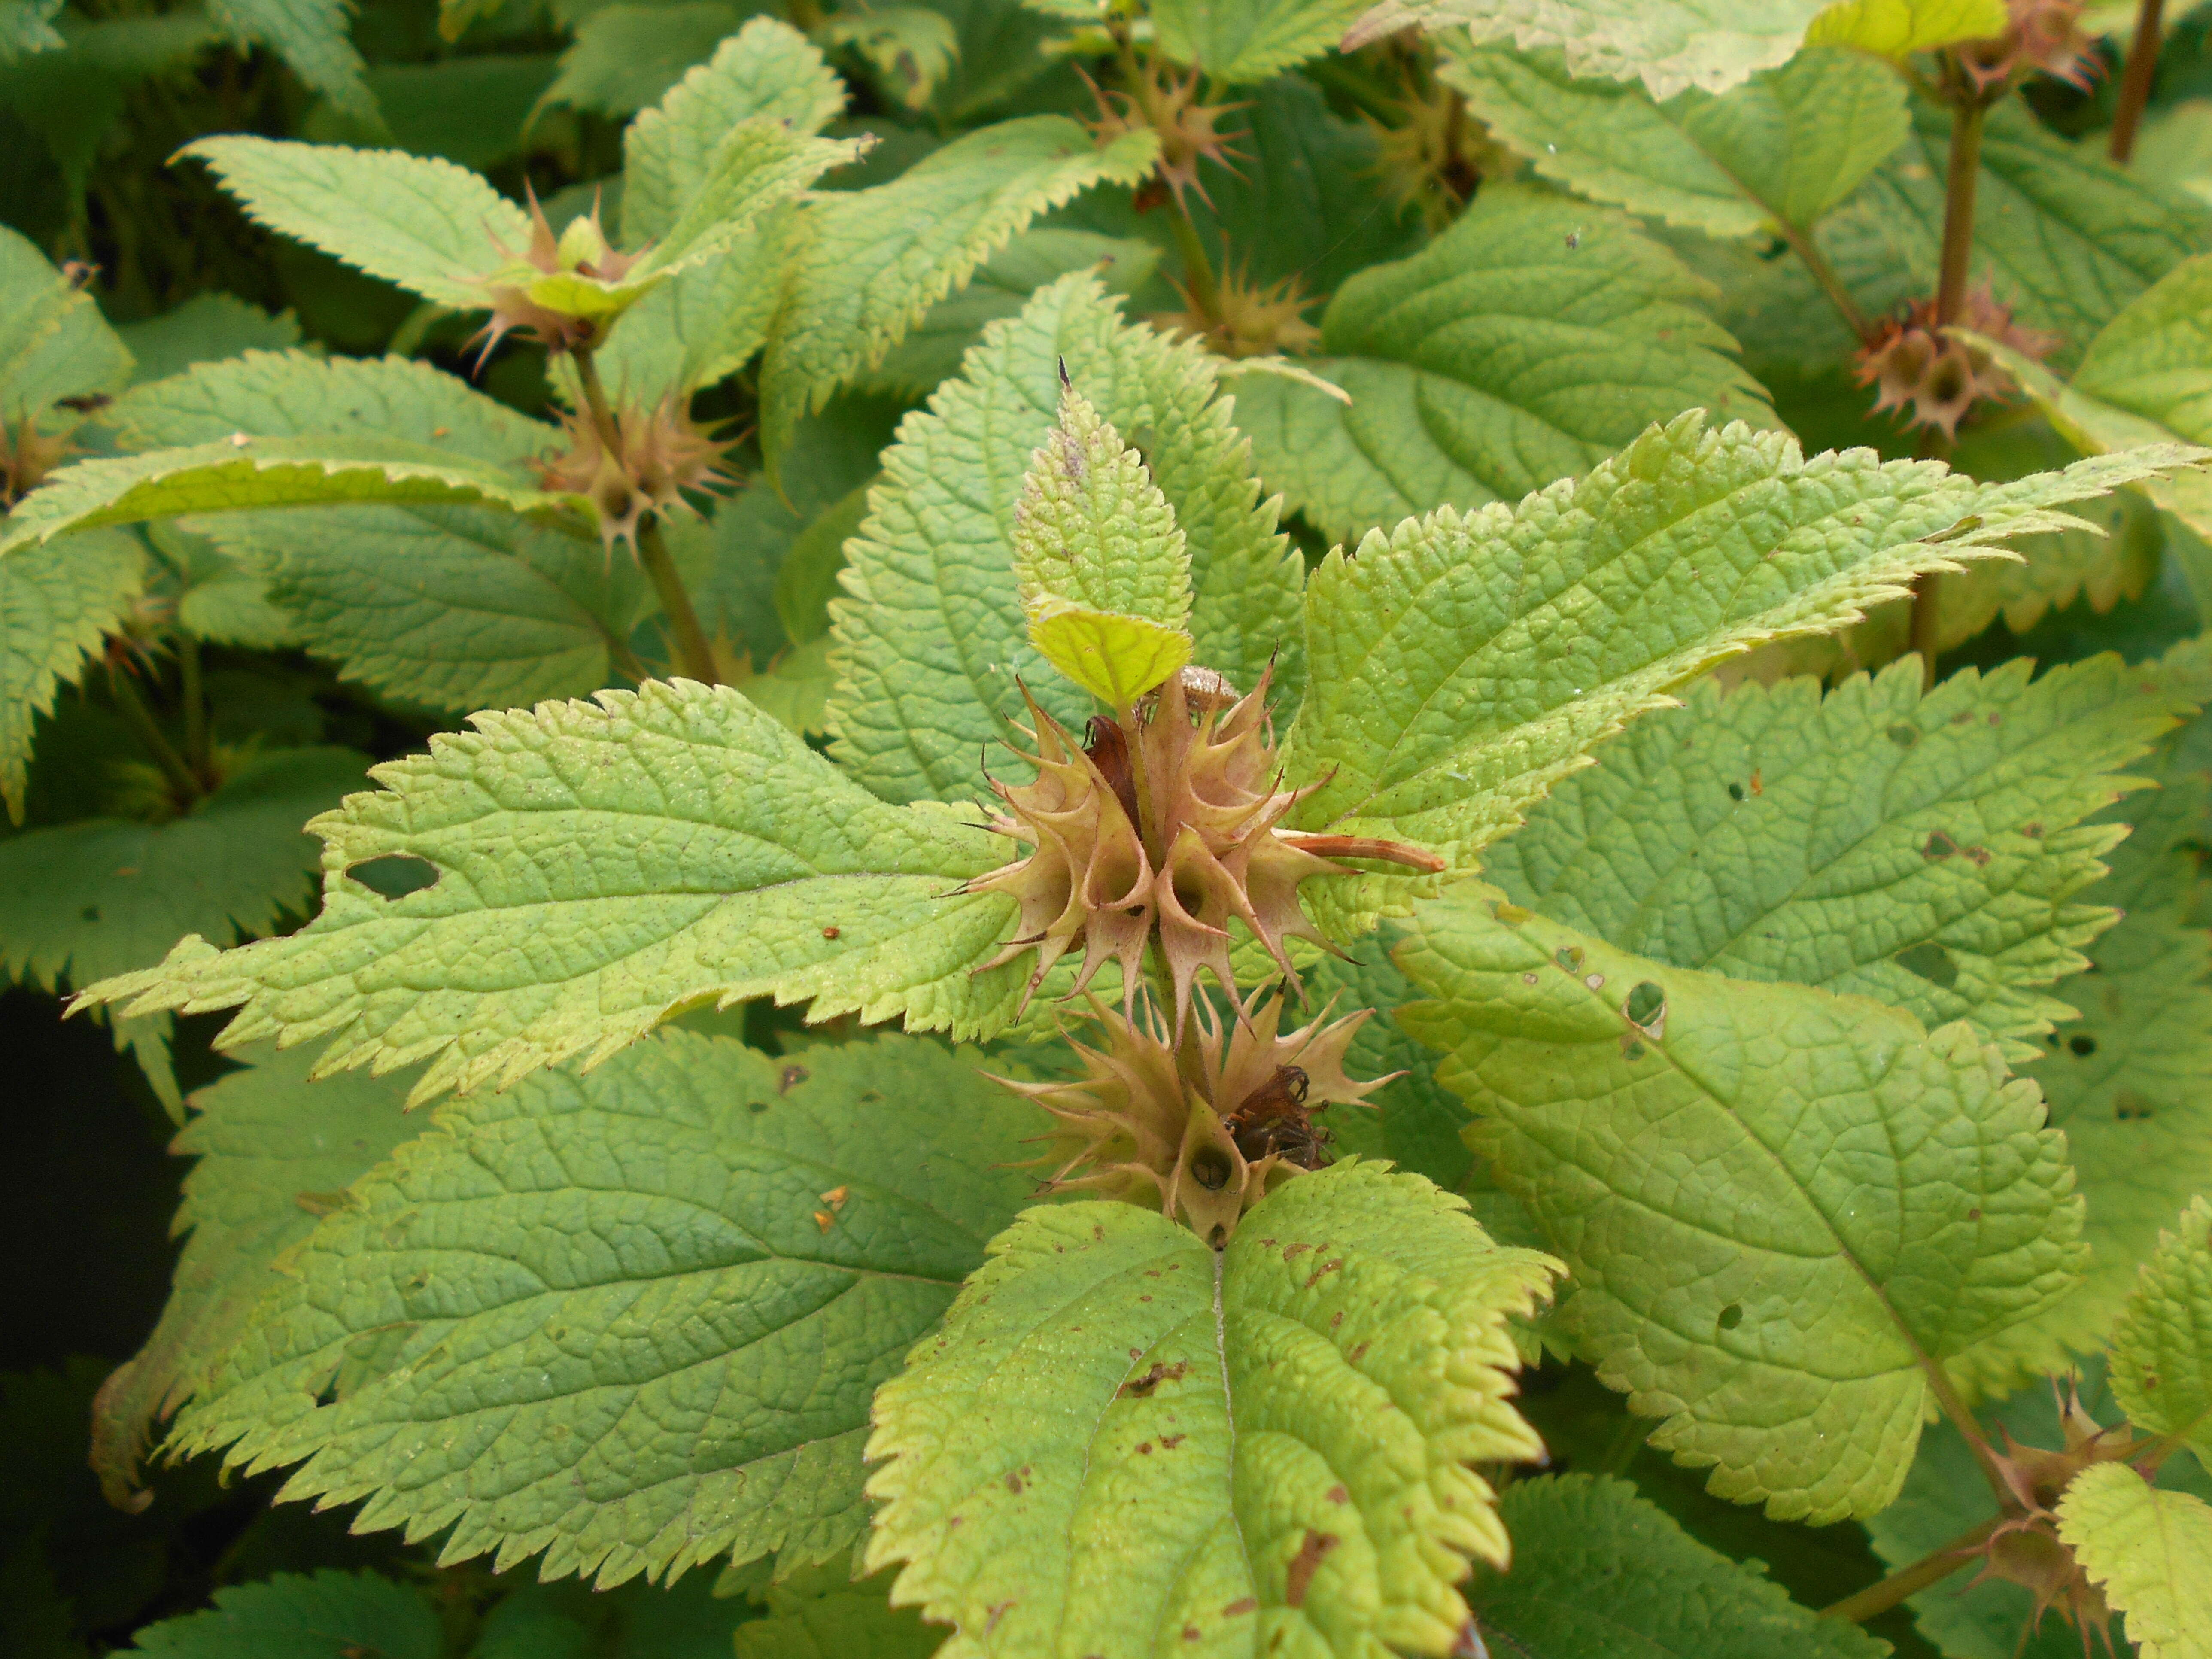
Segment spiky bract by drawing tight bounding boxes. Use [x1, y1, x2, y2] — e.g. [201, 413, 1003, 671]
[1962, 0, 2102, 94]
[998, 991, 1385, 1242]
[538, 397, 739, 554]
[1854, 282, 2059, 439]
[967, 665, 1352, 1027]
[470, 191, 641, 361]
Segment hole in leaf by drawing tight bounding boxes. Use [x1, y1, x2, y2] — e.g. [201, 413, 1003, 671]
[1887, 723, 1920, 747]
[1624, 981, 1667, 1030]
[1894, 942, 1958, 990]
[1717, 1303, 1744, 1331]
[347, 854, 441, 899]
[2115, 1091, 2154, 1121]
[80, 906, 99, 923]
[2069, 1034, 2097, 1057]
[1726, 782, 1746, 802]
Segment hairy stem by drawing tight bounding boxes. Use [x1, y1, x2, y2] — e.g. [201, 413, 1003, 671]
[636, 517, 719, 685]
[1776, 220, 1873, 343]
[1920, 1355, 2014, 1507]
[2110, 0, 2166, 163]
[1820, 1516, 2003, 1623]
[1933, 85, 1987, 330]
[177, 631, 214, 788]
[109, 661, 203, 806]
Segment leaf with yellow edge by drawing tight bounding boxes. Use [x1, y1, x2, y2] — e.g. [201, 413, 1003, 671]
[864, 1162, 1561, 1659]
[2110, 1196, 2212, 1465]
[2057, 1463, 2212, 1659]
[1805, 0, 2008, 57]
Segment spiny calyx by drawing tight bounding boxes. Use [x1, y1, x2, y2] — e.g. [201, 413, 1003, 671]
[998, 991, 1386, 1243]
[967, 665, 1439, 1028]
[539, 396, 738, 553]
[1854, 281, 2057, 440]
[470, 191, 642, 361]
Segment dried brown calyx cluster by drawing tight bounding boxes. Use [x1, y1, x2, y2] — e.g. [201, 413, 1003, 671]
[1369, 79, 1495, 234]
[470, 192, 640, 362]
[1000, 991, 1388, 1242]
[1853, 282, 2058, 439]
[1084, 61, 1247, 213]
[1960, 0, 2102, 94]
[1, 413, 68, 507]
[1950, 1382, 2147, 1653]
[967, 663, 1441, 1027]
[539, 397, 738, 553]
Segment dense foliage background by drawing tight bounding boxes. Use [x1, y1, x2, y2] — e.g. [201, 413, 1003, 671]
[8, 0, 2212, 1653]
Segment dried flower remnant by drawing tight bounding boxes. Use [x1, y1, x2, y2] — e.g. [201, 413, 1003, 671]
[997, 991, 1387, 1242]
[0, 413, 68, 507]
[966, 667, 1443, 1030]
[1960, 0, 2103, 94]
[538, 396, 739, 554]
[1853, 282, 2060, 440]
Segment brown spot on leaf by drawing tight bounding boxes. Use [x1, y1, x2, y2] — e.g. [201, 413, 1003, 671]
[1325, 1485, 1348, 1504]
[813, 1211, 834, 1232]
[1160, 1434, 1186, 1448]
[821, 926, 840, 939]
[1285, 1530, 1340, 1607]
[1222, 1598, 1258, 1617]
[820, 1186, 848, 1209]
[1120, 1361, 1191, 1398]
[1138, 1443, 1153, 1455]
[1305, 1258, 1343, 1288]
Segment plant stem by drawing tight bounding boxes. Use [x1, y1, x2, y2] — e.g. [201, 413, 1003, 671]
[636, 517, 719, 685]
[1920, 1353, 2015, 1507]
[2110, 0, 2166, 163]
[571, 347, 624, 461]
[1819, 1516, 2003, 1623]
[1776, 219, 1874, 343]
[1933, 86, 1987, 331]
[109, 661, 203, 806]
[1164, 201, 1223, 327]
[177, 632, 213, 787]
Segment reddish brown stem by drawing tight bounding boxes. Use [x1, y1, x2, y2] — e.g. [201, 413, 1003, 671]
[2110, 0, 2166, 164]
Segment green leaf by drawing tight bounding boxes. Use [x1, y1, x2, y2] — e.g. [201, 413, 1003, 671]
[179, 136, 530, 312]
[1977, 253, 2212, 540]
[735, 635, 834, 738]
[0, 221, 133, 430]
[1804, 0, 2007, 55]
[865, 1163, 1559, 1656]
[853, 228, 1162, 400]
[733, 1564, 942, 1659]
[1480, 656, 2189, 1061]
[1396, 884, 2088, 1522]
[201, 504, 652, 715]
[0, 0, 64, 61]
[1446, 43, 1908, 239]
[1342, 0, 1831, 98]
[476, 1574, 769, 1659]
[0, 529, 141, 823]
[828, 272, 1302, 805]
[355, 55, 561, 171]
[1950, 707, 2212, 1398]
[536, 1, 749, 121]
[1859, 97, 2212, 371]
[1301, 934, 1474, 1191]
[757, 115, 1160, 469]
[1025, 601, 1193, 710]
[1234, 186, 1774, 548]
[622, 16, 845, 246]
[109, 347, 559, 466]
[1009, 380, 1192, 706]
[1152, 0, 1371, 82]
[0, 437, 586, 554]
[171, 1030, 1042, 1585]
[1282, 415, 2206, 868]
[152, 522, 301, 650]
[120, 295, 301, 388]
[1467, 1475, 1887, 1658]
[775, 484, 872, 645]
[89, 1046, 424, 1509]
[623, 119, 866, 295]
[127, 1570, 437, 1658]
[2057, 1463, 2212, 1659]
[1, 745, 367, 1006]
[75, 681, 1025, 1103]
[2110, 1196, 2212, 1462]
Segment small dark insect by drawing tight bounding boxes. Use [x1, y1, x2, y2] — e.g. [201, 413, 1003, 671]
[1226, 1065, 1332, 1171]
[56, 392, 112, 414]
[60, 259, 99, 290]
